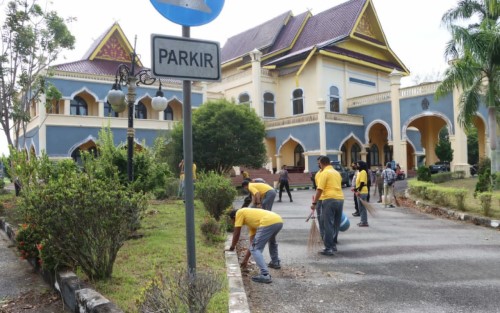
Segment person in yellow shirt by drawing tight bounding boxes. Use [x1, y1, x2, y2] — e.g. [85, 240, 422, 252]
[227, 208, 283, 283]
[310, 156, 344, 256]
[354, 160, 369, 227]
[313, 156, 325, 239]
[242, 181, 276, 211]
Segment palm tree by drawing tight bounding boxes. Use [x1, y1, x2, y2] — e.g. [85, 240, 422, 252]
[436, 0, 500, 174]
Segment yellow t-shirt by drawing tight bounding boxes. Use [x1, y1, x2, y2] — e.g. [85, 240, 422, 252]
[317, 165, 344, 200]
[356, 169, 369, 194]
[314, 169, 323, 188]
[193, 163, 197, 180]
[248, 182, 273, 196]
[234, 208, 283, 236]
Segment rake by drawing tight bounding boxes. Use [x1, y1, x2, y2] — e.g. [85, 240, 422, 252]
[306, 210, 322, 254]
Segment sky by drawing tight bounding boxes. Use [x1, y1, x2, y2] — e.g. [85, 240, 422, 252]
[0, 0, 460, 156]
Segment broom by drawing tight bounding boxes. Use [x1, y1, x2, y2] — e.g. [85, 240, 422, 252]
[392, 185, 400, 207]
[356, 193, 377, 216]
[306, 210, 322, 254]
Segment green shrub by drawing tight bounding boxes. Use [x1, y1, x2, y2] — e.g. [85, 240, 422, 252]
[417, 166, 431, 182]
[0, 179, 5, 189]
[452, 189, 468, 211]
[200, 216, 225, 243]
[15, 223, 42, 260]
[196, 171, 237, 221]
[474, 157, 492, 197]
[426, 186, 450, 206]
[431, 172, 453, 184]
[453, 171, 466, 179]
[478, 192, 492, 216]
[408, 180, 434, 198]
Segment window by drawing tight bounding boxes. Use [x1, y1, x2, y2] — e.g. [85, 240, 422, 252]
[164, 105, 174, 120]
[263, 92, 275, 117]
[238, 93, 250, 106]
[292, 89, 304, 115]
[135, 101, 147, 119]
[104, 101, 118, 117]
[341, 145, 347, 166]
[329, 86, 340, 112]
[370, 144, 379, 166]
[70, 96, 88, 116]
[351, 143, 361, 163]
[294, 145, 305, 167]
[384, 144, 392, 165]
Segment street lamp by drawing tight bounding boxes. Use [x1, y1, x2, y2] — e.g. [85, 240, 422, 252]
[107, 38, 168, 181]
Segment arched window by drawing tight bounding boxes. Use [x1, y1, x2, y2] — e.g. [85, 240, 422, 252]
[263, 92, 275, 117]
[370, 144, 379, 166]
[294, 145, 305, 167]
[292, 89, 304, 115]
[329, 86, 340, 112]
[164, 105, 174, 121]
[341, 145, 347, 166]
[135, 101, 147, 119]
[70, 96, 88, 116]
[104, 101, 118, 117]
[238, 93, 250, 106]
[351, 143, 361, 163]
[384, 144, 392, 165]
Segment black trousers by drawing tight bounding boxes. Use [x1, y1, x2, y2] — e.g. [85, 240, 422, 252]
[279, 180, 292, 201]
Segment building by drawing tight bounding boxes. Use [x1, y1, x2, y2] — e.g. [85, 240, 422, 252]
[19, 0, 492, 174]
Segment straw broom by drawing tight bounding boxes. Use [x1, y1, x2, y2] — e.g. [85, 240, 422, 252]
[306, 210, 322, 254]
[392, 185, 400, 207]
[356, 194, 377, 216]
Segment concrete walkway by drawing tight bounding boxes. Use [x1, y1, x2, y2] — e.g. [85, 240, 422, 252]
[230, 185, 500, 313]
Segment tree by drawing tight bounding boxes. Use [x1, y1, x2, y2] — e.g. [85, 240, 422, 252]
[436, 0, 500, 173]
[435, 127, 454, 162]
[466, 127, 479, 165]
[0, 0, 75, 148]
[170, 99, 267, 175]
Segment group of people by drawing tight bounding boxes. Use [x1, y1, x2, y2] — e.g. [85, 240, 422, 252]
[226, 159, 399, 283]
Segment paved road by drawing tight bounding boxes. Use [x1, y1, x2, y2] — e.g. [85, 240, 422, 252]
[236, 184, 500, 313]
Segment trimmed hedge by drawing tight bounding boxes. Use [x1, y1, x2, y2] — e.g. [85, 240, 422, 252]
[408, 180, 467, 210]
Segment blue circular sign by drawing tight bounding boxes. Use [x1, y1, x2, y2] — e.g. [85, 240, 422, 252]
[150, 0, 225, 27]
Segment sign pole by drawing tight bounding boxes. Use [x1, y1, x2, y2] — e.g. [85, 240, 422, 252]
[182, 25, 197, 275]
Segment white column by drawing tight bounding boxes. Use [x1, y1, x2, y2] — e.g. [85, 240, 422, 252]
[250, 48, 263, 117]
[38, 94, 47, 154]
[389, 69, 406, 172]
[98, 101, 104, 117]
[317, 99, 326, 156]
[64, 99, 70, 115]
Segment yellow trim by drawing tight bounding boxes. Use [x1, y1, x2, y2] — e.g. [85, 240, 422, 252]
[89, 23, 143, 67]
[222, 57, 244, 69]
[319, 50, 408, 75]
[348, 0, 409, 74]
[263, 65, 276, 69]
[295, 47, 317, 87]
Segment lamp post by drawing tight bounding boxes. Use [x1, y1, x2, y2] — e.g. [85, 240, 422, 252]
[107, 37, 168, 181]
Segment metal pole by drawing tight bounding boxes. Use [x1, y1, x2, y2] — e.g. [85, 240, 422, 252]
[182, 25, 196, 273]
[127, 39, 138, 182]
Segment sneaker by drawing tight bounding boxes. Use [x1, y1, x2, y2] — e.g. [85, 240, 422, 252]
[352, 212, 360, 217]
[389, 204, 395, 208]
[251, 274, 272, 283]
[277, 199, 282, 202]
[357, 223, 369, 227]
[268, 262, 281, 269]
[319, 249, 334, 256]
[377, 200, 382, 203]
[290, 199, 293, 202]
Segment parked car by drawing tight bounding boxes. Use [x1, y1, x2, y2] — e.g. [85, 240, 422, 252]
[429, 161, 450, 174]
[331, 161, 351, 187]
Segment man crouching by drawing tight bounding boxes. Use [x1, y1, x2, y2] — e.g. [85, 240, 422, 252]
[227, 208, 283, 283]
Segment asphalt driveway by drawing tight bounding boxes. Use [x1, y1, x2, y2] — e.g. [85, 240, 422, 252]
[236, 186, 500, 313]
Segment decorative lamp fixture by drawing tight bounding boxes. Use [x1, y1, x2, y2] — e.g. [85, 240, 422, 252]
[107, 79, 127, 113]
[151, 81, 168, 111]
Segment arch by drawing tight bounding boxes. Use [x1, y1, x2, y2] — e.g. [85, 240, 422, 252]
[136, 93, 153, 104]
[68, 135, 98, 157]
[70, 96, 88, 116]
[238, 92, 251, 106]
[473, 113, 489, 136]
[402, 111, 454, 140]
[277, 134, 307, 154]
[164, 98, 183, 121]
[364, 119, 392, 143]
[69, 87, 99, 102]
[338, 132, 364, 151]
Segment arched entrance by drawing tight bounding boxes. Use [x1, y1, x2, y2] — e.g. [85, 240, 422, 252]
[278, 138, 305, 172]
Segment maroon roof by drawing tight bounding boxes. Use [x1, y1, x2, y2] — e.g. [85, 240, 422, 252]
[221, 11, 291, 63]
[270, 11, 310, 53]
[289, 0, 366, 54]
[53, 59, 135, 76]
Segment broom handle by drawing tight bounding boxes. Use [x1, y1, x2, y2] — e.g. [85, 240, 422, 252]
[306, 210, 315, 222]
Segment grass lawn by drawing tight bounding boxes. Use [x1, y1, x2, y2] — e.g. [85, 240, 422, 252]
[411, 176, 500, 219]
[0, 192, 228, 312]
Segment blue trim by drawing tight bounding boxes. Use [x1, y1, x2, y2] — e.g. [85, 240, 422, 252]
[349, 77, 376, 87]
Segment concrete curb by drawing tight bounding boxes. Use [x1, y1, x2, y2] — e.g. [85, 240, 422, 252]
[225, 234, 251, 313]
[404, 191, 500, 229]
[0, 217, 125, 313]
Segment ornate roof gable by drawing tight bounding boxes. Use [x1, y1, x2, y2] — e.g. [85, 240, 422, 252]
[83, 23, 143, 67]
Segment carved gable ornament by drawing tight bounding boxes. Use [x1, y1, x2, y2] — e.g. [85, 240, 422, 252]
[356, 15, 375, 38]
[95, 31, 131, 63]
[421, 98, 429, 110]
